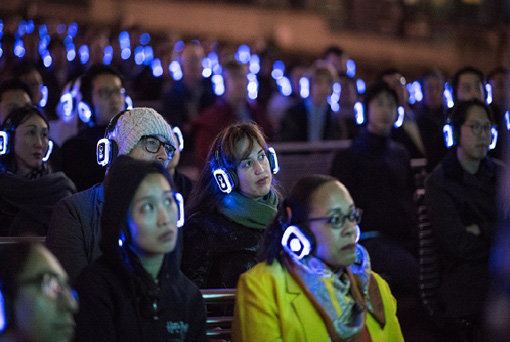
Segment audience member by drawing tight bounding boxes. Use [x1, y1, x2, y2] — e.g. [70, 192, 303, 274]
[280, 64, 347, 142]
[488, 67, 509, 158]
[182, 122, 279, 289]
[338, 72, 361, 139]
[330, 82, 419, 297]
[0, 243, 78, 342]
[452, 66, 486, 103]
[0, 79, 32, 124]
[425, 99, 504, 341]
[193, 60, 272, 165]
[61, 65, 126, 191]
[74, 156, 206, 341]
[233, 175, 403, 341]
[415, 69, 448, 171]
[47, 107, 176, 283]
[0, 106, 75, 236]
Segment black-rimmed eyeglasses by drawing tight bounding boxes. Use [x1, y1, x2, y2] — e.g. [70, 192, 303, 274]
[306, 207, 362, 229]
[141, 135, 175, 159]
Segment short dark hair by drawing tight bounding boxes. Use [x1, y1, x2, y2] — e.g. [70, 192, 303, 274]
[0, 79, 32, 103]
[363, 81, 399, 120]
[451, 99, 494, 139]
[451, 66, 485, 101]
[79, 64, 124, 110]
[11, 62, 42, 79]
[258, 174, 338, 264]
[322, 45, 344, 59]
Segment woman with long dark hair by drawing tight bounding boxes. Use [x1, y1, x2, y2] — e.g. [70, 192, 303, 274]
[74, 156, 206, 341]
[182, 122, 280, 289]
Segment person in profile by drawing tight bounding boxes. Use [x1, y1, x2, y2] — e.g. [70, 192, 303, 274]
[0, 242, 78, 342]
[74, 156, 206, 341]
[232, 174, 403, 341]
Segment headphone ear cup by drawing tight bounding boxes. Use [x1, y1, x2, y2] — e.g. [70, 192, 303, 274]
[266, 147, 279, 174]
[78, 101, 93, 125]
[354, 101, 365, 125]
[443, 122, 455, 148]
[0, 285, 13, 333]
[213, 168, 235, 193]
[281, 224, 314, 260]
[0, 131, 9, 155]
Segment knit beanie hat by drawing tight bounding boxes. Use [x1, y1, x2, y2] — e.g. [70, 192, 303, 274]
[108, 107, 175, 156]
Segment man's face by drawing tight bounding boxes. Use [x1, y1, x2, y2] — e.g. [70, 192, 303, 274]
[181, 45, 204, 84]
[456, 72, 484, 102]
[0, 90, 32, 124]
[20, 70, 43, 105]
[458, 105, 492, 162]
[91, 74, 125, 126]
[489, 72, 508, 107]
[224, 69, 247, 103]
[423, 76, 444, 109]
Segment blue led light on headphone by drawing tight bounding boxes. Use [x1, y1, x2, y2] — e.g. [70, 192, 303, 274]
[444, 82, 454, 109]
[39, 85, 48, 108]
[103, 45, 113, 65]
[78, 101, 92, 124]
[346, 59, 356, 78]
[96, 138, 112, 167]
[79, 45, 89, 65]
[213, 169, 233, 194]
[143, 46, 154, 66]
[14, 39, 25, 58]
[151, 58, 163, 77]
[354, 101, 364, 125]
[60, 92, 74, 121]
[267, 147, 280, 174]
[42, 141, 53, 162]
[118, 231, 126, 247]
[281, 225, 312, 260]
[174, 40, 184, 53]
[0, 288, 5, 332]
[443, 120, 455, 148]
[172, 126, 184, 152]
[277, 76, 292, 97]
[42, 50, 52, 68]
[68, 22, 78, 38]
[139, 33, 151, 46]
[247, 73, 258, 100]
[0, 131, 7, 155]
[485, 83, 493, 105]
[235, 45, 251, 64]
[299, 77, 310, 99]
[169, 60, 183, 81]
[125, 95, 133, 110]
[505, 111, 510, 131]
[249, 54, 260, 75]
[489, 127, 498, 150]
[394, 106, 405, 128]
[212, 74, 225, 96]
[174, 192, 185, 228]
[271, 61, 285, 80]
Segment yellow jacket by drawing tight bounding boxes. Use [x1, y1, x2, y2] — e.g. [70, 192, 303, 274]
[232, 261, 404, 341]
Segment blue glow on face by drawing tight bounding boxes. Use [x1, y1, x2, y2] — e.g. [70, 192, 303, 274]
[66, 44, 76, 62]
[39, 85, 48, 107]
[68, 22, 78, 37]
[169, 60, 183, 81]
[394, 106, 405, 128]
[134, 46, 144, 65]
[143, 46, 154, 65]
[485, 83, 493, 105]
[271, 60, 285, 80]
[299, 77, 310, 98]
[277, 76, 292, 97]
[212, 74, 225, 96]
[444, 82, 454, 108]
[346, 59, 356, 78]
[249, 54, 260, 74]
[14, 39, 25, 58]
[140, 33, 151, 45]
[79, 45, 89, 65]
[356, 78, 366, 94]
[103, 45, 113, 65]
[57, 23, 66, 35]
[151, 58, 163, 77]
[236, 44, 251, 64]
[174, 40, 184, 53]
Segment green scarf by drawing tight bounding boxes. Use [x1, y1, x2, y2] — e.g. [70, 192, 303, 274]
[217, 190, 278, 229]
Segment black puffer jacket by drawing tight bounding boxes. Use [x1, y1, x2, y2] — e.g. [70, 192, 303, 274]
[181, 212, 264, 289]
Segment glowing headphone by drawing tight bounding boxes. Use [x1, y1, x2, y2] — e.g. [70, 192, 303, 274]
[212, 145, 279, 194]
[443, 118, 498, 150]
[78, 92, 132, 126]
[354, 101, 405, 128]
[0, 286, 6, 333]
[280, 206, 361, 261]
[96, 110, 130, 167]
[172, 126, 184, 152]
[118, 191, 185, 247]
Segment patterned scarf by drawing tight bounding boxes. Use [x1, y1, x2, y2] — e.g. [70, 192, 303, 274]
[284, 245, 385, 341]
[217, 190, 278, 229]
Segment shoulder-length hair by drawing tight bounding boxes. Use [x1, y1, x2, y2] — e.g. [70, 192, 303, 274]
[187, 122, 277, 215]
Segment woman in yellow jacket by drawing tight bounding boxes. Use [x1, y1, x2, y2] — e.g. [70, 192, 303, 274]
[232, 175, 404, 341]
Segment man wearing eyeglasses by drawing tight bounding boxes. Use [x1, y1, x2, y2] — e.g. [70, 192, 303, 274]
[425, 99, 504, 340]
[61, 65, 126, 191]
[47, 107, 177, 284]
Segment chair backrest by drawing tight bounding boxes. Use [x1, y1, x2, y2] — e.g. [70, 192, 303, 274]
[416, 189, 441, 316]
[201, 288, 237, 340]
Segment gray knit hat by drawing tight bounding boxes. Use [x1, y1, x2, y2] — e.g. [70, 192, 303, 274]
[108, 107, 175, 156]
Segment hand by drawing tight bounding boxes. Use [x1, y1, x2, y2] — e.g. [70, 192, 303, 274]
[465, 224, 481, 236]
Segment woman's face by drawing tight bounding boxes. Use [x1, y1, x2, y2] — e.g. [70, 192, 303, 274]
[14, 114, 49, 174]
[128, 173, 178, 258]
[308, 181, 358, 269]
[235, 138, 272, 199]
[367, 91, 397, 136]
[14, 245, 78, 342]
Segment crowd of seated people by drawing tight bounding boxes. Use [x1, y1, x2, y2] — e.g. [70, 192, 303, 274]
[0, 15, 508, 342]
